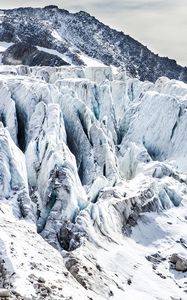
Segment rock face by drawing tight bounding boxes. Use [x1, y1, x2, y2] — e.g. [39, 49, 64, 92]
[0, 6, 186, 82]
[2, 42, 70, 66]
[0, 65, 187, 299]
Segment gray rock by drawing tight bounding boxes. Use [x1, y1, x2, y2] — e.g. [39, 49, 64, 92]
[0, 288, 10, 297]
[170, 253, 187, 272]
[38, 276, 46, 284]
[40, 289, 48, 297]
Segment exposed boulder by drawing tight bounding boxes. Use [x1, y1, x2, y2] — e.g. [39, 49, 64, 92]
[170, 253, 187, 272]
[0, 289, 10, 297]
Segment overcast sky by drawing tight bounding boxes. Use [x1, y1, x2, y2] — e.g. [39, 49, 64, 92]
[0, 0, 186, 66]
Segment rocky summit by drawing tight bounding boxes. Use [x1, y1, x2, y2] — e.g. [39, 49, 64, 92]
[0, 5, 186, 300]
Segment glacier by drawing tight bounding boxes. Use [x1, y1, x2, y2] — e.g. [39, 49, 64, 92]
[0, 65, 186, 299]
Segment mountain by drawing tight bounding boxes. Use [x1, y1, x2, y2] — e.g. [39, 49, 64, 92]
[0, 6, 186, 82]
[0, 5, 187, 300]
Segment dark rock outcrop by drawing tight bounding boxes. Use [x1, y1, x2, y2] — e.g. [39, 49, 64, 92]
[2, 42, 70, 66]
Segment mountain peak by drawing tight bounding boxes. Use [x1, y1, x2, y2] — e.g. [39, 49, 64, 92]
[0, 6, 186, 83]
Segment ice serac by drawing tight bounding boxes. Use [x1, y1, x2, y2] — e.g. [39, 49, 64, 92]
[120, 76, 187, 171]
[0, 82, 17, 144]
[0, 123, 32, 220]
[26, 101, 87, 249]
[4, 75, 58, 151]
[57, 81, 119, 190]
[0, 65, 187, 299]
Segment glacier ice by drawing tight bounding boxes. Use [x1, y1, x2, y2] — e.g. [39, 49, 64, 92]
[0, 123, 33, 221]
[0, 65, 187, 299]
[25, 101, 87, 248]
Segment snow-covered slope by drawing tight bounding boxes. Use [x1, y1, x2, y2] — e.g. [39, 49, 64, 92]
[0, 65, 187, 299]
[0, 6, 186, 82]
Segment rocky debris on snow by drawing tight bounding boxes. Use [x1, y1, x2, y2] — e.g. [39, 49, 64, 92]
[64, 250, 116, 298]
[146, 253, 166, 270]
[0, 258, 7, 288]
[176, 238, 187, 249]
[146, 253, 168, 280]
